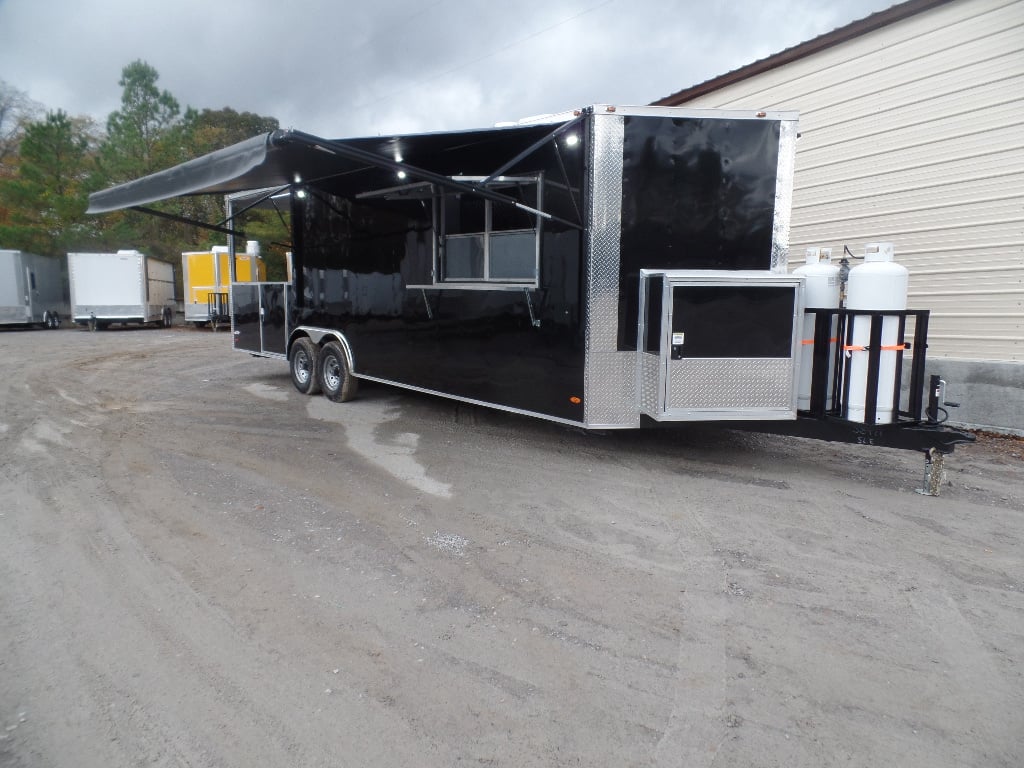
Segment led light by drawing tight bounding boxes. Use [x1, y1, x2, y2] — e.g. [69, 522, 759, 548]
[296, 189, 307, 199]
[565, 134, 579, 147]
[397, 170, 407, 180]
[293, 173, 302, 183]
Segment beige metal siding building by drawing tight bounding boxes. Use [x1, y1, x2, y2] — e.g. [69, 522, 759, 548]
[655, 0, 1024, 433]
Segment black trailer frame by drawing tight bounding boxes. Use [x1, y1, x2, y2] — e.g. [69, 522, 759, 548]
[87, 105, 972, 457]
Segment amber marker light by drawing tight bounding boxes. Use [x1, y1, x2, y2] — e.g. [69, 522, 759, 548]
[569, 396, 582, 404]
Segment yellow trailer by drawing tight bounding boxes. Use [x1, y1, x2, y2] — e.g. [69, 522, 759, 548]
[182, 242, 265, 328]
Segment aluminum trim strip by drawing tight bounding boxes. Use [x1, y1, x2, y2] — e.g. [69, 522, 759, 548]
[771, 119, 799, 273]
[594, 105, 800, 121]
[353, 373, 586, 428]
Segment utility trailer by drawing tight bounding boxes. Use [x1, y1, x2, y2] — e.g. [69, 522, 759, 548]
[86, 105, 972, 478]
[0, 249, 67, 328]
[68, 250, 176, 330]
[182, 241, 265, 329]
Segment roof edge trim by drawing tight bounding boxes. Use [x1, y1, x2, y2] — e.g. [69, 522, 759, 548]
[651, 0, 957, 107]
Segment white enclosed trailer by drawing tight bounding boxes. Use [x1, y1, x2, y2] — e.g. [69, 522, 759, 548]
[68, 250, 176, 330]
[0, 249, 67, 328]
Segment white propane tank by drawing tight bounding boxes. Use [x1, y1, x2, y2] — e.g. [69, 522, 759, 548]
[246, 240, 260, 257]
[793, 247, 840, 410]
[844, 242, 909, 424]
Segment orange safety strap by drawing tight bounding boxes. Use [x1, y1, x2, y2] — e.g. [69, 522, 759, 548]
[801, 337, 838, 345]
[842, 343, 908, 352]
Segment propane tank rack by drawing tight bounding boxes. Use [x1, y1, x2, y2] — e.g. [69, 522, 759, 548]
[735, 306, 976, 493]
[802, 307, 930, 426]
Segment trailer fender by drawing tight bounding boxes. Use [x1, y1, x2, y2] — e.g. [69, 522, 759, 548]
[289, 327, 356, 373]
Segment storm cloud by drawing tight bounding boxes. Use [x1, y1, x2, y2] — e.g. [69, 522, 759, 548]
[1, 0, 895, 139]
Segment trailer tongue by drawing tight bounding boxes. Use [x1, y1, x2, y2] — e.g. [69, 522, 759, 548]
[86, 105, 973, 486]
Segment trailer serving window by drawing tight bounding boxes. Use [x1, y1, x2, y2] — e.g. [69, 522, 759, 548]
[362, 174, 543, 290]
[440, 176, 541, 285]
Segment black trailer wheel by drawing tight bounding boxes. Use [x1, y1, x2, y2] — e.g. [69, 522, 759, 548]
[162, 308, 172, 327]
[318, 341, 357, 402]
[50, 312, 61, 329]
[289, 337, 321, 395]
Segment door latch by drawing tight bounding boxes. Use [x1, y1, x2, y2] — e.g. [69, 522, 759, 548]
[671, 332, 685, 360]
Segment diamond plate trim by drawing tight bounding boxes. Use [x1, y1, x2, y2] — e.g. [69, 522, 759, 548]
[667, 358, 794, 410]
[583, 113, 638, 427]
[771, 119, 799, 274]
[639, 352, 661, 415]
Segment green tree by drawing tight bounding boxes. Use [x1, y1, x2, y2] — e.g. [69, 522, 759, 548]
[173, 106, 280, 241]
[0, 79, 41, 169]
[0, 110, 97, 253]
[179, 106, 278, 155]
[93, 61, 185, 259]
[173, 107, 287, 278]
[100, 60, 181, 181]
[0, 80, 42, 231]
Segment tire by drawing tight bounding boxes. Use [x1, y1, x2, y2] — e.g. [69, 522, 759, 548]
[318, 340, 357, 402]
[162, 308, 172, 327]
[50, 312, 61, 329]
[289, 337, 321, 395]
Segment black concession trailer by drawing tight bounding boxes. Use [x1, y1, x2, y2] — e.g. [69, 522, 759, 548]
[86, 105, 971, 479]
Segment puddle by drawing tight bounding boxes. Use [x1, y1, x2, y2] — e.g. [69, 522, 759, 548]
[307, 397, 453, 498]
[244, 383, 290, 402]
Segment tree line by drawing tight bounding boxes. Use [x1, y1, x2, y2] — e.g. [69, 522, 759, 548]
[0, 61, 289, 280]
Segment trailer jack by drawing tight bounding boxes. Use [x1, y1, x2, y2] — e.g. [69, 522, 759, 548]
[916, 447, 945, 497]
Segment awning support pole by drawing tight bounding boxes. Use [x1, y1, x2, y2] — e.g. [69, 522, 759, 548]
[481, 110, 589, 185]
[131, 205, 245, 238]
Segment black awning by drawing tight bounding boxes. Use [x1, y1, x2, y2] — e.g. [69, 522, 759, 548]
[87, 121, 578, 216]
[87, 133, 276, 213]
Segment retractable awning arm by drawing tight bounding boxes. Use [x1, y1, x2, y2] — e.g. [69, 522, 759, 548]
[86, 116, 588, 232]
[131, 205, 246, 238]
[283, 130, 584, 231]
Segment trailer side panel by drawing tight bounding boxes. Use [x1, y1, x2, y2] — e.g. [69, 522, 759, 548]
[290, 129, 588, 422]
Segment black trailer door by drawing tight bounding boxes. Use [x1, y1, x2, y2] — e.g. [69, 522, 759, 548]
[260, 284, 288, 356]
[232, 283, 261, 353]
[231, 282, 289, 357]
[637, 271, 802, 421]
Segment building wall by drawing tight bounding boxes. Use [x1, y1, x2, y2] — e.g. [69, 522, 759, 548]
[667, 0, 1024, 433]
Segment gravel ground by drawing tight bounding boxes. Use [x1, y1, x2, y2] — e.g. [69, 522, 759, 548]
[1, 325, 1021, 767]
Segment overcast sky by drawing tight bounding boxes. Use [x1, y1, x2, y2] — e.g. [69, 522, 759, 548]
[1, 0, 896, 139]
